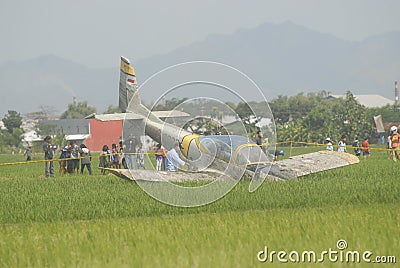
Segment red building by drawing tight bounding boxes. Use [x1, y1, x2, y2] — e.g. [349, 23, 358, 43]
[85, 119, 123, 152]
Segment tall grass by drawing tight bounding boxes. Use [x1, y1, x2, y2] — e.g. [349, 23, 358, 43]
[0, 205, 398, 267]
[0, 151, 398, 224]
[0, 149, 399, 267]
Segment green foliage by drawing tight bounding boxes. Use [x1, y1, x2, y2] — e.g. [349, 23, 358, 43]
[34, 123, 66, 147]
[104, 105, 122, 114]
[0, 110, 24, 148]
[235, 102, 258, 136]
[2, 110, 22, 133]
[367, 104, 400, 123]
[152, 97, 188, 111]
[60, 101, 96, 119]
[274, 91, 375, 143]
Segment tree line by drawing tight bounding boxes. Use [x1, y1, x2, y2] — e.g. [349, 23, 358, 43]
[270, 91, 376, 143]
[1, 91, 397, 153]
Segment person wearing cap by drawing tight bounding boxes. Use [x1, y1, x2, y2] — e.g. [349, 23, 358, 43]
[165, 142, 186, 172]
[390, 126, 400, 161]
[325, 138, 333, 151]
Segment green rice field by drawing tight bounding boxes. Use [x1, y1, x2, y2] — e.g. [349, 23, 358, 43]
[0, 147, 399, 267]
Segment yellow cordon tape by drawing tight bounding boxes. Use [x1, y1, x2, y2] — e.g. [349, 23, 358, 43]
[0, 152, 157, 167]
[0, 142, 396, 167]
[274, 141, 394, 152]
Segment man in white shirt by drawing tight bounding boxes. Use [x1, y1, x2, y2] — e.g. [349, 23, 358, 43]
[337, 135, 347, 153]
[166, 143, 186, 172]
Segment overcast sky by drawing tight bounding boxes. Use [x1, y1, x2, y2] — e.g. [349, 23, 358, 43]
[1, 0, 400, 68]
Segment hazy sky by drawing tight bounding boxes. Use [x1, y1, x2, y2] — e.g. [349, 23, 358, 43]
[1, 0, 400, 68]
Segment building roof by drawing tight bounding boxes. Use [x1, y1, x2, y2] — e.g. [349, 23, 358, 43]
[331, 94, 393, 108]
[152, 110, 190, 118]
[85, 113, 143, 121]
[39, 119, 90, 135]
[65, 134, 91, 141]
[85, 111, 190, 122]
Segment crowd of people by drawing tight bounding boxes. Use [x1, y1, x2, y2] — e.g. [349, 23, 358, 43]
[325, 135, 371, 159]
[40, 135, 189, 178]
[42, 136, 93, 177]
[322, 128, 400, 161]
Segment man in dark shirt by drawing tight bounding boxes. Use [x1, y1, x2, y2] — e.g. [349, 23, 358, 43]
[256, 130, 266, 154]
[43, 136, 56, 177]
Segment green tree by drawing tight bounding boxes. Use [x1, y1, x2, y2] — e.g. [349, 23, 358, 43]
[0, 129, 23, 148]
[339, 91, 374, 139]
[152, 98, 188, 111]
[2, 110, 22, 133]
[60, 101, 96, 119]
[366, 104, 399, 123]
[104, 105, 122, 114]
[235, 102, 258, 136]
[274, 91, 374, 143]
[0, 111, 24, 149]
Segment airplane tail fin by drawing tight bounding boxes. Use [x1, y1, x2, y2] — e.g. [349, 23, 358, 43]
[119, 56, 162, 122]
[119, 56, 140, 112]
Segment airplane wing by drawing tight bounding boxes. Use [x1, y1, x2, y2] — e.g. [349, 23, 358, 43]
[105, 151, 359, 182]
[263, 151, 360, 180]
[103, 168, 231, 182]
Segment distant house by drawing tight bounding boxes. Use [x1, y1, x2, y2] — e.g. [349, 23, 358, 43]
[330, 94, 393, 108]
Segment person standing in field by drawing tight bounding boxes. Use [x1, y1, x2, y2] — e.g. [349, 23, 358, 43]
[24, 145, 32, 161]
[352, 136, 361, 157]
[125, 135, 136, 170]
[155, 143, 164, 171]
[59, 143, 70, 176]
[119, 141, 127, 169]
[362, 137, 370, 160]
[137, 143, 145, 169]
[70, 142, 80, 174]
[387, 133, 392, 159]
[337, 135, 347, 153]
[99, 145, 110, 175]
[325, 138, 333, 151]
[256, 130, 266, 154]
[79, 144, 92, 175]
[43, 136, 57, 178]
[390, 126, 400, 161]
[111, 143, 120, 169]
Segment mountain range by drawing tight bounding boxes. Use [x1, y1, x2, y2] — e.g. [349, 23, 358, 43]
[1, 21, 399, 117]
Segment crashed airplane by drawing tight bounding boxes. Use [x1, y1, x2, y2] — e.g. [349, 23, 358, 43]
[105, 56, 359, 182]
